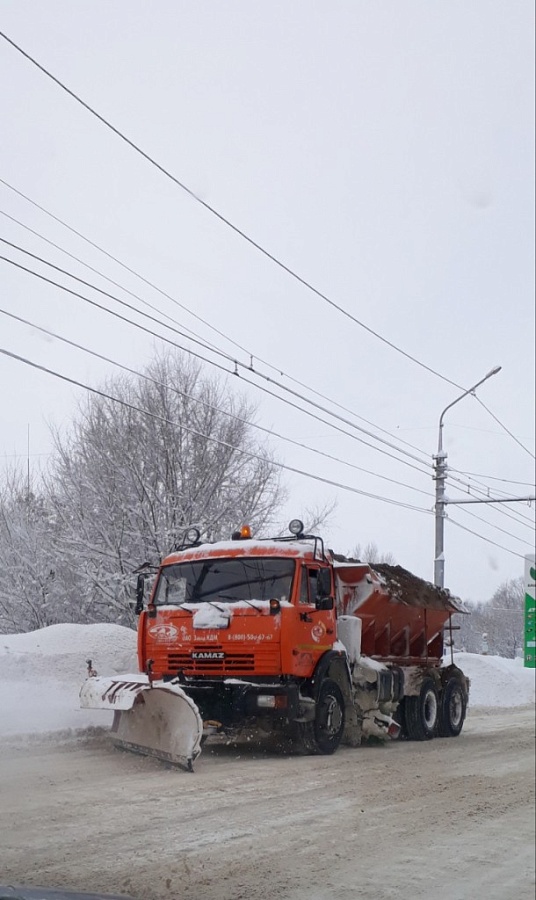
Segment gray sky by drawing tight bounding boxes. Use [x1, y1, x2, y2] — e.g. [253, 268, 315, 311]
[0, 1, 534, 604]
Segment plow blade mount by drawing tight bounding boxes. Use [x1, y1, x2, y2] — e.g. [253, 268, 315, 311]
[80, 675, 203, 770]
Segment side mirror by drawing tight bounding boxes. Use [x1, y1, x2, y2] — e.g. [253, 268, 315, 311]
[135, 574, 145, 615]
[315, 569, 333, 610]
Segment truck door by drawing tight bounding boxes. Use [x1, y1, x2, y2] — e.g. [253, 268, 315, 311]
[285, 564, 336, 677]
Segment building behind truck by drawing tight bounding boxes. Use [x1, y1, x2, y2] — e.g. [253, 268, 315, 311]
[81, 519, 469, 769]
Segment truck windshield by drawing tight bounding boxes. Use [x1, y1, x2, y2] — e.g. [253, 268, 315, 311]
[153, 557, 295, 606]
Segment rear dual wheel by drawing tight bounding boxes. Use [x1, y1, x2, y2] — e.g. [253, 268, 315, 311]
[438, 677, 466, 737]
[405, 677, 438, 741]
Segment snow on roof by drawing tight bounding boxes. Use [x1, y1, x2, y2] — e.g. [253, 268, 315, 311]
[164, 539, 317, 562]
[0, 624, 533, 737]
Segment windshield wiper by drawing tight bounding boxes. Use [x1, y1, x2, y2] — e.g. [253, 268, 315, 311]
[236, 598, 263, 615]
[179, 601, 226, 614]
[212, 593, 264, 614]
[205, 600, 227, 613]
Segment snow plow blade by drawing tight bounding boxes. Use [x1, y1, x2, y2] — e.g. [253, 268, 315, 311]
[80, 675, 203, 771]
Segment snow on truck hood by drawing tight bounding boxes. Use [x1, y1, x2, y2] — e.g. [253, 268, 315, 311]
[156, 599, 293, 628]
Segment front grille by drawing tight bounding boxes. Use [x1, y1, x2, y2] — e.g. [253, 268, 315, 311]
[166, 644, 280, 675]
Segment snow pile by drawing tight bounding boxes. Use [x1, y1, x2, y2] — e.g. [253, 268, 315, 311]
[451, 651, 535, 708]
[0, 625, 533, 738]
[0, 623, 137, 736]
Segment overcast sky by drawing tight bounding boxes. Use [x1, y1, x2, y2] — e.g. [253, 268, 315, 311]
[0, 1, 534, 604]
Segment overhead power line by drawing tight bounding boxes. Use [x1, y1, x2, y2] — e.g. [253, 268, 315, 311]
[0, 183, 435, 466]
[6, 302, 532, 557]
[0, 207, 211, 347]
[0, 199, 243, 362]
[2, 208, 530, 541]
[446, 477, 535, 531]
[0, 30, 465, 390]
[3, 343, 527, 563]
[0, 345, 433, 515]
[454, 504, 533, 548]
[449, 469, 535, 488]
[4, 199, 532, 535]
[447, 496, 535, 506]
[447, 517, 527, 561]
[0, 306, 433, 500]
[475, 398, 535, 461]
[441, 456, 536, 529]
[0, 245, 435, 479]
[4, 290, 531, 555]
[2, 33, 531, 464]
[3, 234, 529, 538]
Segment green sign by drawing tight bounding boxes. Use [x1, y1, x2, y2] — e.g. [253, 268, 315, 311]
[524, 555, 536, 669]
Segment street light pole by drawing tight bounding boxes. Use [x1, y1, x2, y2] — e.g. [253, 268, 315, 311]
[433, 366, 502, 588]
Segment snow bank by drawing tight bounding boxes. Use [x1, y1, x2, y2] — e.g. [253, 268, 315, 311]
[0, 623, 137, 736]
[451, 651, 535, 708]
[0, 625, 533, 738]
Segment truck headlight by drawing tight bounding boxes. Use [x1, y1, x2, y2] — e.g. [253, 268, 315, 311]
[257, 695, 276, 708]
[257, 695, 287, 709]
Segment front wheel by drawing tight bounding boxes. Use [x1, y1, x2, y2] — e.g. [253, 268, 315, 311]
[438, 678, 467, 737]
[405, 677, 438, 741]
[300, 679, 345, 755]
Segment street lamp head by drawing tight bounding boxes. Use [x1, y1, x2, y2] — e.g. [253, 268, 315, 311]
[486, 365, 502, 377]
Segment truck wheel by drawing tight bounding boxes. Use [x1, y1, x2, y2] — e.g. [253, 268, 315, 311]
[300, 679, 345, 755]
[438, 677, 466, 737]
[405, 677, 438, 741]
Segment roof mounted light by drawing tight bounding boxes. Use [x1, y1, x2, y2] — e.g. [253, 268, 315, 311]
[185, 527, 201, 545]
[232, 525, 252, 540]
[289, 519, 304, 536]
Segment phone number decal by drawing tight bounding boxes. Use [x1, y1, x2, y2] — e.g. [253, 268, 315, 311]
[227, 633, 269, 642]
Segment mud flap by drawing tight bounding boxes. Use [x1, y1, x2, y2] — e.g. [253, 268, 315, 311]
[80, 675, 203, 770]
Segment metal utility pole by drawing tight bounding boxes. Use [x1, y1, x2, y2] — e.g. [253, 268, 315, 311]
[433, 366, 502, 588]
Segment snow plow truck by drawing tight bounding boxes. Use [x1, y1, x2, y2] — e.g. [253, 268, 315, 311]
[80, 519, 469, 770]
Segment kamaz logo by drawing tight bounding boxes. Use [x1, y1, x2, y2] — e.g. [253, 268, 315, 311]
[191, 651, 225, 660]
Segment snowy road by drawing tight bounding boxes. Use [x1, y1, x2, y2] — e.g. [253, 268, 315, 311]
[0, 706, 534, 900]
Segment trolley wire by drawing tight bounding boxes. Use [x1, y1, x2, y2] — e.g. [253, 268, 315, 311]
[2, 235, 530, 533]
[449, 469, 535, 488]
[0, 306, 434, 500]
[475, 398, 534, 460]
[452, 503, 533, 547]
[3, 343, 527, 563]
[0, 30, 465, 389]
[1, 32, 530, 463]
[447, 517, 527, 561]
[0, 181, 434, 465]
[0, 346, 434, 515]
[1, 232, 530, 539]
[0, 244, 435, 478]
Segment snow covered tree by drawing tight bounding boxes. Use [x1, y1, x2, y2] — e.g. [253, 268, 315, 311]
[0, 471, 60, 632]
[46, 352, 284, 625]
[455, 577, 524, 658]
[483, 577, 524, 658]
